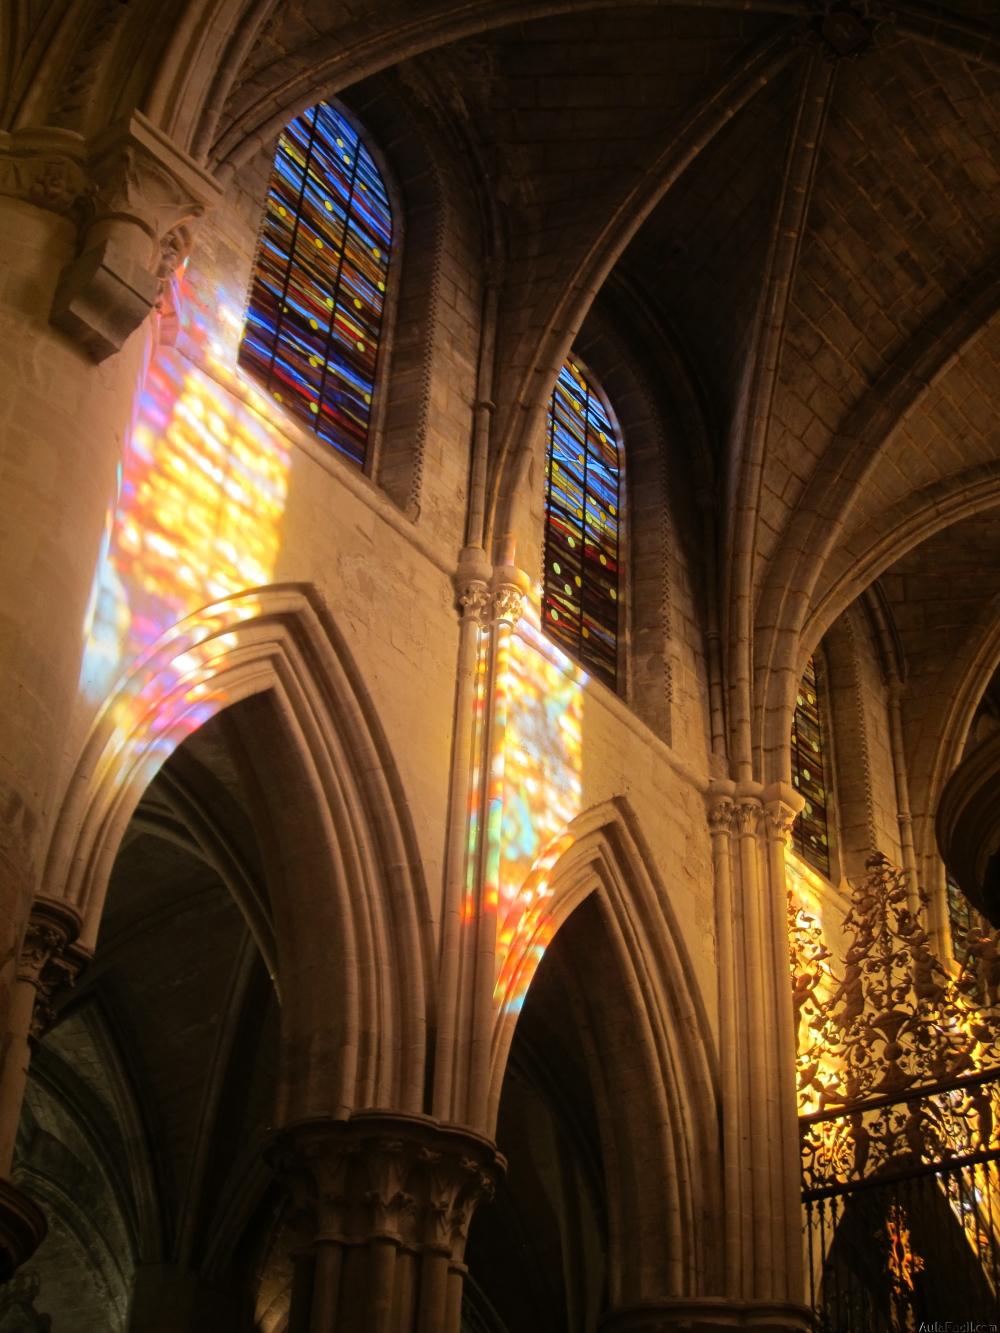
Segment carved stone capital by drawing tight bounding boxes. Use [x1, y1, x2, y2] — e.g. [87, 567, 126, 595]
[491, 583, 524, 628]
[733, 800, 762, 839]
[706, 796, 735, 837]
[268, 1113, 504, 1261]
[17, 898, 84, 1040]
[457, 581, 491, 626]
[45, 112, 221, 361]
[0, 1179, 46, 1282]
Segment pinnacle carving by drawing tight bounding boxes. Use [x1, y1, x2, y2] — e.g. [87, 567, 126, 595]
[17, 898, 84, 1041]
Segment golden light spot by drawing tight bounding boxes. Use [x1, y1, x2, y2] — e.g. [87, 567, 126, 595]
[277, 206, 287, 217]
[552, 562, 561, 575]
[309, 403, 319, 414]
[378, 280, 386, 292]
[326, 297, 334, 310]
[314, 237, 323, 249]
[342, 154, 351, 165]
[551, 609, 560, 621]
[309, 356, 319, 368]
[324, 200, 333, 211]
[353, 297, 363, 309]
[372, 248, 381, 259]
[599, 554, 607, 566]
[364, 393, 372, 405]
[356, 340, 365, 352]
[609, 505, 616, 516]
[336, 137, 344, 147]
[567, 537, 576, 549]
[309, 319, 318, 331]
[610, 588, 617, 600]
[273, 391, 283, 403]
[599, 431, 607, 443]
[575, 575, 582, 588]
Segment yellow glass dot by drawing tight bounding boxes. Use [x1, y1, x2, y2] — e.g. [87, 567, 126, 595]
[575, 575, 582, 588]
[309, 319, 318, 330]
[599, 554, 607, 566]
[314, 237, 323, 249]
[582, 627, 590, 638]
[564, 583, 572, 594]
[572, 399, 582, 413]
[324, 200, 333, 211]
[336, 137, 344, 147]
[599, 431, 607, 443]
[552, 562, 561, 575]
[610, 588, 618, 600]
[567, 537, 576, 548]
[309, 356, 319, 368]
[364, 393, 372, 405]
[278, 206, 287, 217]
[357, 340, 365, 352]
[373, 248, 381, 259]
[273, 391, 282, 403]
[343, 153, 351, 165]
[378, 280, 386, 292]
[309, 403, 319, 414]
[354, 297, 363, 309]
[551, 609, 560, 621]
[326, 297, 334, 309]
[609, 505, 616, 516]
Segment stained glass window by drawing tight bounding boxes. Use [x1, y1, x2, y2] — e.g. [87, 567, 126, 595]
[239, 101, 392, 468]
[947, 873, 980, 965]
[791, 654, 832, 876]
[542, 357, 622, 690]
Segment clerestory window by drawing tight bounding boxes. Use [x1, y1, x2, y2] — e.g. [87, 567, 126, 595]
[239, 101, 392, 468]
[791, 654, 832, 876]
[542, 357, 623, 691]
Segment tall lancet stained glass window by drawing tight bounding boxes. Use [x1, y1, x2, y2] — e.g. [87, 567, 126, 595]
[239, 101, 392, 468]
[543, 358, 622, 690]
[791, 655, 832, 877]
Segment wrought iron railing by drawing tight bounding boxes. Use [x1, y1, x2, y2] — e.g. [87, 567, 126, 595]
[791, 855, 1000, 1330]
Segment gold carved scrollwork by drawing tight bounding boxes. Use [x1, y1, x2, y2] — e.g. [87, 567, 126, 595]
[793, 854, 1000, 1191]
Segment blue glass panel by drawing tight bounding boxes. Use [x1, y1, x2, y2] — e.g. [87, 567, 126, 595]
[239, 102, 392, 468]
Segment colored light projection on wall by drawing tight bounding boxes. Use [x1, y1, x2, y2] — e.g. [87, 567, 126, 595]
[543, 358, 621, 691]
[239, 101, 392, 468]
[489, 608, 586, 1015]
[79, 271, 290, 787]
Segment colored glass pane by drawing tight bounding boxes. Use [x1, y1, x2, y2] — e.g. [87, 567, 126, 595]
[239, 102, 392, 468]
[947, 873, 979, 964]
[791, 654, 831, 877]
[542, 358, 621, 690]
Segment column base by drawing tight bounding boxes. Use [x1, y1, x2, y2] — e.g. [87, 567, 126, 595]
[600, 1298, 812, 1333]
[0, 1178, 46, 1281]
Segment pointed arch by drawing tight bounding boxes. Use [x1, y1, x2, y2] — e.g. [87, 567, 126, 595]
[487, 799, 719, 1303]
[41, 584, 433, 1121]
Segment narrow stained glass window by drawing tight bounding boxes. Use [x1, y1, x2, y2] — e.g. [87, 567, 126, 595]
[791, 655, 831, 877]
[542, 357, 622, 690]
[239, 101, 392, 468]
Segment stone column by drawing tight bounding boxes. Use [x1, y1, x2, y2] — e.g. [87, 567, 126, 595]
[269, 1112, 504, 1333]
[697, 780, 809, 1331]
[0, 896, 83, 1278]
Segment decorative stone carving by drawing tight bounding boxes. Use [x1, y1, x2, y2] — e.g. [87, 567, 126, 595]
[17, 898, 84, 1041]
[458, 581, 491, 626]
[41, 113, 222, 361]
[268, 1112, 503, 1264]
[490, 583, 524, 628]
[0, 129, 90, 218]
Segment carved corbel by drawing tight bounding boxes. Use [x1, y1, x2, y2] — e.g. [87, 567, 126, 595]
[50, 112, 221, 361]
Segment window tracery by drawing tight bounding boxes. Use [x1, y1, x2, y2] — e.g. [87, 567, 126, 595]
[239, 101, 392, 468]
[542, 358, 622, 690]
